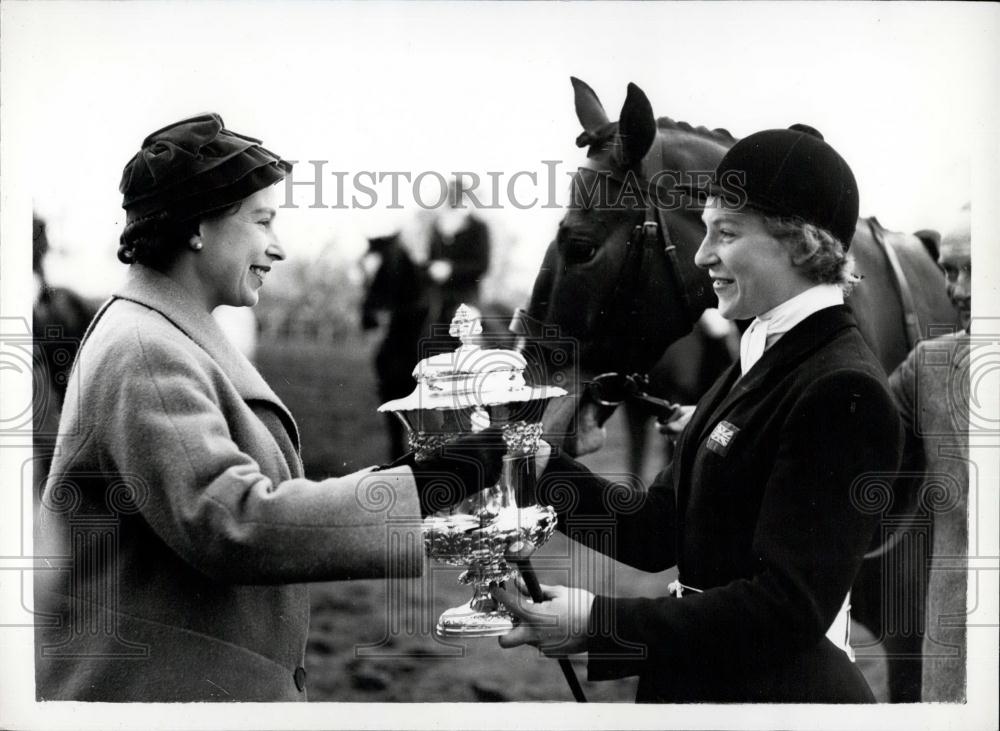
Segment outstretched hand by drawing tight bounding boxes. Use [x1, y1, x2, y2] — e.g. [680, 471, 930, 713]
[492, 579, 594, 657]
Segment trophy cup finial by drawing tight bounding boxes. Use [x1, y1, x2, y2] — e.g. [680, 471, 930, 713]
[448, 303, 483, 347]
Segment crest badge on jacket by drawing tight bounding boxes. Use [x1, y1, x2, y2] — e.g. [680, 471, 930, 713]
[706, 420, 739, 456]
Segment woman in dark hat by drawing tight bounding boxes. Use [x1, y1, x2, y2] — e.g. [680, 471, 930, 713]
[33, 114, 474, 702]
[496, 126, 904, 703]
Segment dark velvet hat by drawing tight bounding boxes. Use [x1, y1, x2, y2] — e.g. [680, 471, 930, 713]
[120, 113, 292, 222]
[684, 124, 859, 249]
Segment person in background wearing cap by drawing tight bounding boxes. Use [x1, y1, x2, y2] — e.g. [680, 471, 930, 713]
[495, 126, 903, 703]
[888, 205, 971, 702]
[33, 114, 497, 702]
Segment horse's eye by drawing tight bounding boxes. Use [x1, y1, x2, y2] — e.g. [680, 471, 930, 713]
[558, 223, 599, 264]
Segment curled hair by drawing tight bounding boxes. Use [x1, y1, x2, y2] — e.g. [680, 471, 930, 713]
[118, 212, 199, 270]
[761, 214, 859, 294]
[117, 202, 241, 271]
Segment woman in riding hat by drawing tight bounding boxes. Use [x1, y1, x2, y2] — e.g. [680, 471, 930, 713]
[33, 114, 477, 702]
[497, 126, 904, 703]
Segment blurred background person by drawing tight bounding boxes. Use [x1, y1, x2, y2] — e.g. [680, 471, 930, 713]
[888, 203, 972, 702]
[360, 230, 430, 460]
[31, 214, 96, 503]
[424, 178, 491, 351]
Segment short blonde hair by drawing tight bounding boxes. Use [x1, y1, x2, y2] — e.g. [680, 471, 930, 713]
[761, 214, 859, 294]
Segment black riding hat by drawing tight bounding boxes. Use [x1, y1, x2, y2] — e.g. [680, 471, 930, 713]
[688, 124, 859, 249]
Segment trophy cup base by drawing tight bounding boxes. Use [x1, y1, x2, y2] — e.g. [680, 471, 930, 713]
[435, 603, 515, 638]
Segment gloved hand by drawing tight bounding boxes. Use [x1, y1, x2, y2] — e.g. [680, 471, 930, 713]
[657, 404, 695, 438]
[408, 426, 508, 516]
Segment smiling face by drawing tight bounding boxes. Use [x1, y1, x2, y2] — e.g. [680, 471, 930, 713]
[938, 220, 972, 330]
[694, 198, 813, 320]
[190, 185, 285, 309]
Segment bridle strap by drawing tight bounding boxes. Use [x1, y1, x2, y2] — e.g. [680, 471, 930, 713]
[585, 185, 702, 360]
[647, 199, 696, 326]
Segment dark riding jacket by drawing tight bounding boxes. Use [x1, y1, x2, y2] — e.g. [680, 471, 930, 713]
[547, 305, 902, 702]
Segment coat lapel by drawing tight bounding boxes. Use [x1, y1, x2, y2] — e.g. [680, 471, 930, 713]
[111, 264, 301, 450]
[693, 305, 858, 446]
[683, 360, 741, 450]
[672, 358, 740, 502]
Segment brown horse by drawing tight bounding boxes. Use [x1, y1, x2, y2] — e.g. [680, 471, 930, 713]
[521, 78, 960, 702]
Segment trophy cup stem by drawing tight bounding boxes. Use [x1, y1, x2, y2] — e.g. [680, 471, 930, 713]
[436, 564, 516, 637]
[467, 581, 500, 613]
[499, 455, 519, 508]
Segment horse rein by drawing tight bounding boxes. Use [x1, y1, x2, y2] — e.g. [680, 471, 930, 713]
[585, 372, 680, 422]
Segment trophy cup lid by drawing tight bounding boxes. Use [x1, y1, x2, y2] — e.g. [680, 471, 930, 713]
[378, 304, 566, 414]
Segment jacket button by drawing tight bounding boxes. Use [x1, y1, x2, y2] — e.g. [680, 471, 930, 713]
[294, 666, 307, 692]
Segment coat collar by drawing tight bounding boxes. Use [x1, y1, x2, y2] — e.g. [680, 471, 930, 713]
[691, 304, 858, 445]
[112, 264, 300, 449]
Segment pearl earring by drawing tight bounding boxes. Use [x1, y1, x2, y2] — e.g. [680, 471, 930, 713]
[190, 241, 203, 251]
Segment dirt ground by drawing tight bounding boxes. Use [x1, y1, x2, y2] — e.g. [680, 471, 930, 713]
[257, 335, 888, 703]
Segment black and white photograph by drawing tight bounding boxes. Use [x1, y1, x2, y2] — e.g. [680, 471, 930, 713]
[0, 2, 997, 729]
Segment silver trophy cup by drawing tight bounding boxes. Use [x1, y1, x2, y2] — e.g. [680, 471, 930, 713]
[378, 305, 565, 637]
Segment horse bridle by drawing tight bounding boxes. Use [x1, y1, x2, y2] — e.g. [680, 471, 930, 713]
[632, 186, 697, 324]
[580, 169, 703, 372]
[510, 168, 705, 397]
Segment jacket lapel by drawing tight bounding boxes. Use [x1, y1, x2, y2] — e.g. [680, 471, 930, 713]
[111, 264, 301, 450]
[672, 358, 740, 503]
[693, 305, 857, 445]
[683, 360, 741, 450]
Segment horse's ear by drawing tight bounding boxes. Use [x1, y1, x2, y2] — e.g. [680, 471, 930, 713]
[571, 77, 610, 133]
[618, 83, 656, 167]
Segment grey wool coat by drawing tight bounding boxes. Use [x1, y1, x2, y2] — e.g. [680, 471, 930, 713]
[889, 333, 969, 702]
[35, 264, 423, 702]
